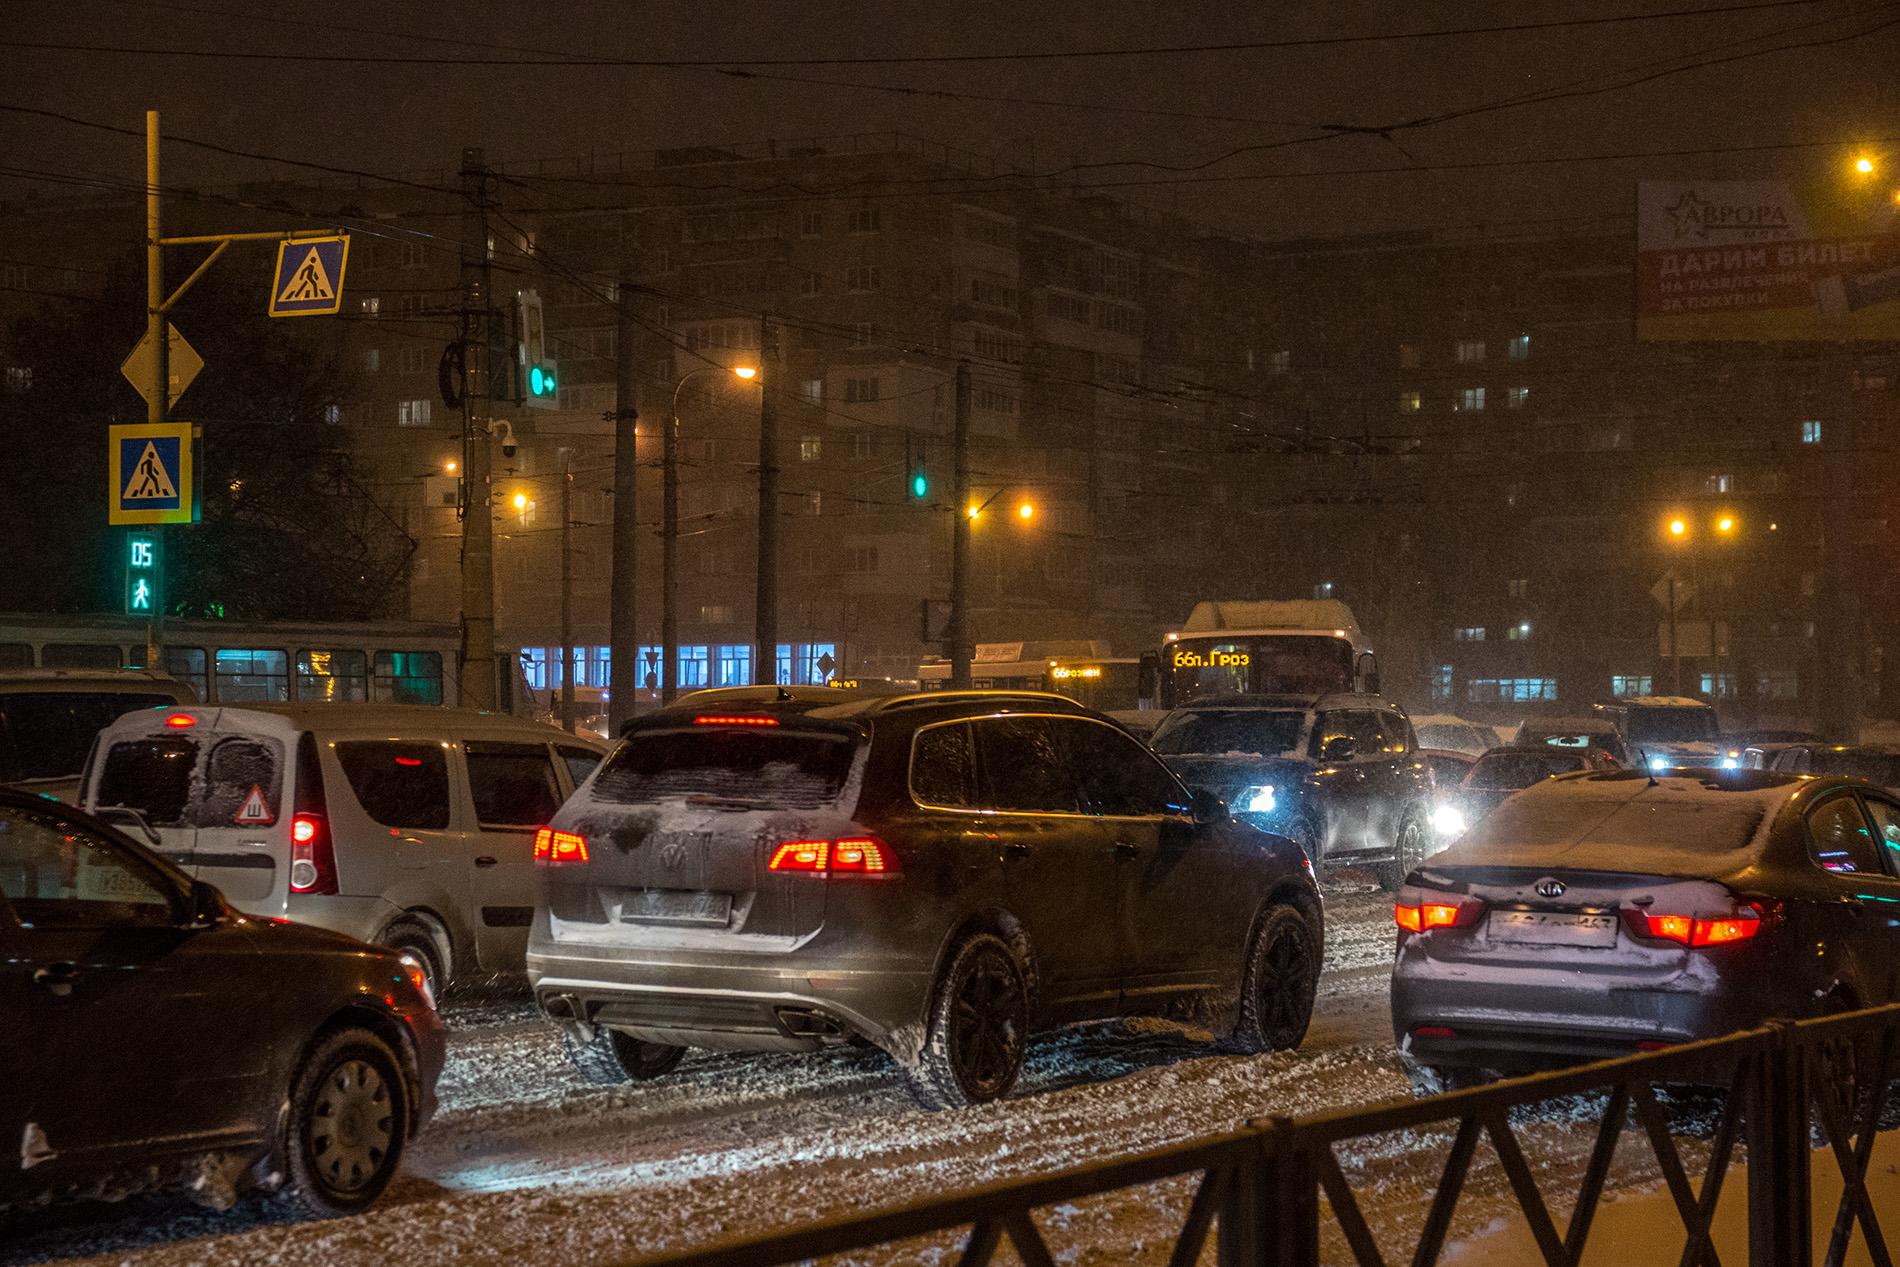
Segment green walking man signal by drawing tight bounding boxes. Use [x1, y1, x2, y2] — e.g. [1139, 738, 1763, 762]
[125, 530, 161, 617]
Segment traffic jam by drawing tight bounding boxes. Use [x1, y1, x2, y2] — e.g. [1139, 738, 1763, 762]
[7, 600, 1899, 1261]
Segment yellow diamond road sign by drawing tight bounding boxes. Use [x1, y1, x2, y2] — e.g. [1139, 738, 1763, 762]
[119, 323, 203, 410]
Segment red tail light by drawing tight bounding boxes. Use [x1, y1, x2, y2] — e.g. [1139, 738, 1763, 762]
[768, 836, 897, 875]
[1395, 892, 1483, 934]
[164, 713, 197, 728]
[533, 828, 589, 864]
[1621, 901, 1767, 947]
[290, 733, 338, 895]
[694, 714, 779, 727]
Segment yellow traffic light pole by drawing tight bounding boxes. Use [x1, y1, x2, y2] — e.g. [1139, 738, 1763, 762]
[140, 109, 341, 659]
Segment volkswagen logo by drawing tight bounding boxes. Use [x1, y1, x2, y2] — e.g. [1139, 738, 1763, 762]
[658, 839, 689, 871]
[1534, 878, 1567, 899]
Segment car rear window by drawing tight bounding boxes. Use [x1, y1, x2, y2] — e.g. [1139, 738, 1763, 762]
[1466, 790, 1767, 853]
[1809, 751, 1900, 788]
[335, 741, 451, 829]
[1152, 710, 1305, 757]
[593, 727, 857, 809]
[97, 737, 198, 826]
[0, 692, 180, 783]
[1468, 752, 1585, 789]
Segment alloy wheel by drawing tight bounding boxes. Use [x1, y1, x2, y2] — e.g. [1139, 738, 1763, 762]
[1258, 923, 1316, 1039]
[949, 945, 1027, 1100]
[307, 1058, 395, 1196]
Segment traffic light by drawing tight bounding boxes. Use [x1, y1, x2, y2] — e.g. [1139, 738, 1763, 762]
[905, 435, 929, 500]
[518, 289, 559, 410]
[125, 530, 160, 617]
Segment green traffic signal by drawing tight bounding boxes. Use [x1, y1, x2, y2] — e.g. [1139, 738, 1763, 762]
[911, 470, 928, 498]
[529, 365, 555, 397]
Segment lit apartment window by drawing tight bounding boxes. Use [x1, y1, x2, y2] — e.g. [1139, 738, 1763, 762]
[1706, 472, 1732, 494]
[359, 296, 380, 317]
[800, 378, 823, 404]
[1612, 674, 1653, 698]
[1801, 419, 1823, 444]
[1452, 626, 1486, 641]
[1506, 622, 1531, 641]
[1398, 390, 1422, 413]
[1507, 333, 1531, 361]
[1507, 578, 1528, 598]
[1457, 387, 1486, 412]
[397, 398, 431, 427]
[1506, 386, 1529, 410]
[1456, 339, 1485, 364]
[799, 434, 822, 462]
[1466, 677, 1556, 703]
[1431, 664, 1453, 703]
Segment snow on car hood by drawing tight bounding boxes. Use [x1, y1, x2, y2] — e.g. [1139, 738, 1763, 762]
[1430, 772, 1792, 881]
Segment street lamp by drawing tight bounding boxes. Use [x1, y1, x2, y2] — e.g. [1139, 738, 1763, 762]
[663, 364, 757, 703]
[1660, 511, 1743, 698]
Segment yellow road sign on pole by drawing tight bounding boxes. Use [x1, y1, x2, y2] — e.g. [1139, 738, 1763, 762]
[119, 323, 202, 410]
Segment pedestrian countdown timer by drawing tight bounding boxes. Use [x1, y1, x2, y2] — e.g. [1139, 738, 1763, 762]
[125, 530, 160, 617]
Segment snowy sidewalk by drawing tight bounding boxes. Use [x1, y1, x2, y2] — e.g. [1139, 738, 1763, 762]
[1446, 1133, 1900, 1266]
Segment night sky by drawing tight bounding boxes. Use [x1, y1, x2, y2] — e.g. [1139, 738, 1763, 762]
[5, 0, 1896, 237]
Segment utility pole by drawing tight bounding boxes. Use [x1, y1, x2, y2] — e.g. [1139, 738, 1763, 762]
[753, 316, 779, 685]
[144, 110, 168, 666]
[607, 263, 640, 735]
[662, 380, 681, 705]
[559, 455, 575, 734]
[456, 147, 497, 711]
[948, 359, 973, 688]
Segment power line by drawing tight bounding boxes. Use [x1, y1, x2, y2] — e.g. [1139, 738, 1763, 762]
[3, 3, 1825, 68]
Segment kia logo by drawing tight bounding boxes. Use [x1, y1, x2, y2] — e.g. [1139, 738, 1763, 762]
[1535, 879, 1567, 898]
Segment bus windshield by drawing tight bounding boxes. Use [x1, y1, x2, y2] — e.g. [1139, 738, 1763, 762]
[1162, 635, 1355, 706]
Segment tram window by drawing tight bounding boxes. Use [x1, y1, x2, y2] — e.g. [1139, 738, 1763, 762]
[297, 649, 369, 701]
[215, 648, 289, 702]
[42, 643, 122, 670]
[373, 651, 443, 705]
[162, 648, 208, 699]
[0, 644, 30, 669]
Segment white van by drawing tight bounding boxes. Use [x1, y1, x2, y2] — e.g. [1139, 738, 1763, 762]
[81, 703, 604, 990]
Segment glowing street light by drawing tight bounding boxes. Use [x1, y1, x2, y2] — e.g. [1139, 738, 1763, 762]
[1668, 517, 1688, 538]
[512, 492, 529, 511]
[1016, 500, 1035, 521]
[1855, 155, 1876, 175]
[732, 365, 758, 380]
[1715, 514, 1736, 534]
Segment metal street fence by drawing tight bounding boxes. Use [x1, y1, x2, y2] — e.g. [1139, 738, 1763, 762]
[626, 1003, 1900, 1267]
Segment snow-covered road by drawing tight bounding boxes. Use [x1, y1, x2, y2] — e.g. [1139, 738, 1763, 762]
[3, 884, 1686, 1266]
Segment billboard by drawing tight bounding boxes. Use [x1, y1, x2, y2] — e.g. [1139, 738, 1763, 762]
[1637, 180, 1900, 341]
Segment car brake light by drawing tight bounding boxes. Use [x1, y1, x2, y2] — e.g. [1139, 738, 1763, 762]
[533, 828, 589, 864]
[1622, 901, 1766, 947]
[1413, 1025, 1458, 1039]
[1395, 891, 1484, 933]
[165, 713, 196, 727]
[289, 813, 336, 894]
[768, 836, 897, 875]
[694, 714, 779, 727]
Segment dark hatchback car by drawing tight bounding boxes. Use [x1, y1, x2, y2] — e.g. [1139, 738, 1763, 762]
[0, 789, 443, 1217]
[1453, 744, 1621, 826]
[527, 692, 1323, 1109]
[1390, 769, 1900, 1093]
[1761, 742, 1900, 792]
[1150, 694, 1434, 889]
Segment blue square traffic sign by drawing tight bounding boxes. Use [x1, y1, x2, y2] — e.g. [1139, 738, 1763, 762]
[269, 235, 350, 317]
[108, 421, 194, 525]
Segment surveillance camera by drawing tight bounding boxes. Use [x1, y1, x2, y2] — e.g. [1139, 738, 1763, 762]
[496, 419, 517, 459]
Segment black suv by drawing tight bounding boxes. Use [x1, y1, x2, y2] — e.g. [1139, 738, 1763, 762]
[528, 691, 1323, 1109]
[1151, 693, 1434, 889]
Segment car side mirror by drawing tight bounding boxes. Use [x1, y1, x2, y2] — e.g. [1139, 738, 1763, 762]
[1189, 787, 1227, 826]
[1322, 736, 1357, 763]
[185, 879, 226, 928]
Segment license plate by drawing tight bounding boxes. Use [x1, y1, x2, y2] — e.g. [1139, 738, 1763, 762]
[621, 889, 733, 927]
[1489, 910, 1617, 946]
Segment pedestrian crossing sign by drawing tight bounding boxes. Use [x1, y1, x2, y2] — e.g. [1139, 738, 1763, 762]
[109, 421, 195, 524]
[268, 234, 349, 317]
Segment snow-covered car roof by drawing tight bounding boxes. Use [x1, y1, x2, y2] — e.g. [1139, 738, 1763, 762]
[1431, 768, 1807, 879]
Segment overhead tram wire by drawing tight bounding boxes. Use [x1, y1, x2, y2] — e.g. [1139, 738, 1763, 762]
[6, 2, 1826, 68]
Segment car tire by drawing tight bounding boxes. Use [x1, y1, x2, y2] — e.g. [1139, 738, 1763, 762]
[377, 916, 449, 997]
[1290, 811, 1324, 862]
[1401, 1053, 1490, 1098]
[1377, 812, 1427, 892]
[1222, 905, 1319, 1054]
[278, 1027, 410, 1219]
[562, 1026, 689, 1085]
[904, 932, 1029, 1110]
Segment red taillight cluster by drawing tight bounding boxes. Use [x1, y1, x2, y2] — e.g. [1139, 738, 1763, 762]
[1395, 892, 1484, 933]
[768, 837, 895, 875]
[694, 714, 779, 727]
[289, 812, 337, 895]
[533, 828, 589, 864]
[164, 713, 197, 728]
[1622, 904, 1766, 947]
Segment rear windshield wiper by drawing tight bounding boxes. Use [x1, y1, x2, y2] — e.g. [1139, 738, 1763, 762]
[96, 804, 162, 847]
[683, 793, 784, 810]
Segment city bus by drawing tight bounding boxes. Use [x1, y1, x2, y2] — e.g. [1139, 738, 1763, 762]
[916, 641, 1140, 709]
[1140, 599, 1379, 709]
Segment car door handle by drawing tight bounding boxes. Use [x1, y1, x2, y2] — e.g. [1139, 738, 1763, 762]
[1840, 895, 1865, 911]
[1104, 841, 1139, 859]
[33, 962, 79, 998]
[474, 855, 500, 868]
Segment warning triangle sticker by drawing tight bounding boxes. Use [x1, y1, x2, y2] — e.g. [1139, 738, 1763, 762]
[276, 246, 337, 304]
[122, 441, 178, 501]
[234, 784, 275, 826]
